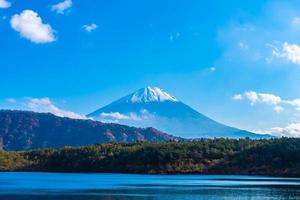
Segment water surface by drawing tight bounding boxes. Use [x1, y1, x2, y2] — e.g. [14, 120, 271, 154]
[0, 172, 300, 199]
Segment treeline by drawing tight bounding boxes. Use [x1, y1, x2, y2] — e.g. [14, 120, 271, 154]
[1, 138, 300, 176]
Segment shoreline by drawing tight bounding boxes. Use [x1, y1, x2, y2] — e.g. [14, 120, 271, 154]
[1, 171, 300, 179]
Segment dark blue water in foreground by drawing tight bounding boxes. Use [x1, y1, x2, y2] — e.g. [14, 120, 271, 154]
[0, 173, 300, 199]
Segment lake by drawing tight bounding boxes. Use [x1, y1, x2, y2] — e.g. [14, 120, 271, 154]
[0, 173, 300, 199]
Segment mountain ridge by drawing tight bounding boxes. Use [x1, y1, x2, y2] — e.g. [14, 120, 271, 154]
[0, 109, 177, 151]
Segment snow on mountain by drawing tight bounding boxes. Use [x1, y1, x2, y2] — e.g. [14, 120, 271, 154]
[118, 86, 178, 103]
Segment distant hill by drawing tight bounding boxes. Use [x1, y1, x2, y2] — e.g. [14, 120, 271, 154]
[88, 86, 271, 139]
[0, 110, 176, 151]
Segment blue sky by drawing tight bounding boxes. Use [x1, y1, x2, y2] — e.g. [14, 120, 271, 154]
[1, 0, 300, 136]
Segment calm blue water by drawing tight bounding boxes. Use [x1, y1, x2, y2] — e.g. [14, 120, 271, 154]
[0, 173, 300, 199]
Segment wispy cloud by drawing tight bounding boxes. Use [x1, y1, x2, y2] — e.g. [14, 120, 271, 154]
[25, 98, 86, 119]
[232, 94, 243, 100]
[245, 91, 281, 105]
[270, 42, 300, 65]
[233, 91, 300, 112]
[51, 0, 72, 14]
[99, 109, 154, 123]
[254, 123, 300, 138]
[0, 0, 11, 9]
[271, 123, 300, 137]
[10, 10, 56, 43]
[100, 112, 141, 121]
[82, 24, 98, 32]
[6, 97, 86, 119]
[285, 99, 300, 110]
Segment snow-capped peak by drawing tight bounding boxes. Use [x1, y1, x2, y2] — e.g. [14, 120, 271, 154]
[124, 86, 178, 103]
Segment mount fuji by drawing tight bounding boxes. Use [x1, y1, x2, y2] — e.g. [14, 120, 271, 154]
[87, 86, 269, 138]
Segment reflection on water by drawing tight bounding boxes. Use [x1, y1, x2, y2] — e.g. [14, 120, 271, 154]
[0, 172, 300, 199]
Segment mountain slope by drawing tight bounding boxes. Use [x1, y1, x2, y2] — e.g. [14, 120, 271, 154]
[88, 86, 270, 138]
[0, 110, 176, 151]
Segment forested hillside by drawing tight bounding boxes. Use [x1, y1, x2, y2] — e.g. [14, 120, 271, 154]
[1, 138, 300, 177]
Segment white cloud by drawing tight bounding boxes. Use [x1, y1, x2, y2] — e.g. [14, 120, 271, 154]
[100, 112, 142, 121]
[249, 129, 272, 135]
[51, 0, 72, 14]
[82, 24, 98, 32]
[10, 10, 56, 43]
[244, 91, 259, 105]
[0, 0, 10, 9]
[99, 109, 154, 123]
[271, 42, 300, 65]
[270, 123, 300, 137]
[244, 91, 281, 106]
[234, 91, 300, 112]
[232, 94, 243, 100]
[100, 112, 136, 120]
[25, 97, 86, 119]
[257, 93, 282, 105]
[252, 123, 300, 137]
[284, 99, 300, 110]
